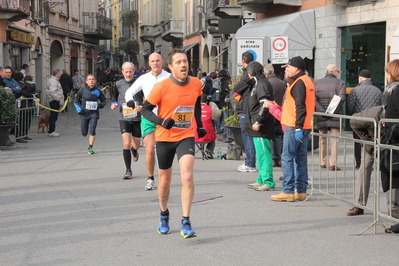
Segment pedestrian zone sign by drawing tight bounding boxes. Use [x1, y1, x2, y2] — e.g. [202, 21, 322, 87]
[236, 38, 264, 66]
[271, 36, 288, 64]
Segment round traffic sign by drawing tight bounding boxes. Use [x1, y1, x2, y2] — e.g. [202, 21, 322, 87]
[272, 38, 287, 52]
[247, 50, 257, 61]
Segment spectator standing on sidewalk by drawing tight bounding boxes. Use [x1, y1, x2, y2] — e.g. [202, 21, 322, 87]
[234, 52, 257, 173]
[0, 67, 5, 87]
[110, 62, 143, 179]
[209, 71, 221, 132]
[346, 69, 382, 168]
[346, 105, 385, 216]
[47, 69, 64, 137]
[264, 64, 285, 167]
[315, 64, 346, 171]
[59, 69, 74, 112]
[270, 56, 315, 202]
[20, 64, 29, 77]
[72, 70, 85, 95]
[244, 61, 275, 192]
[379, 60, 399, 219]
[3, 66, 22, 98]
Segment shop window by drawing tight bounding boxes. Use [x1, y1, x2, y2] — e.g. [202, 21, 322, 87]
[341, 22, 386, 91]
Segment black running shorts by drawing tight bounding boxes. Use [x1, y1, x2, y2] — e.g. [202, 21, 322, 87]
[156, 137, 195, 169]
[119, 120, 141, 138]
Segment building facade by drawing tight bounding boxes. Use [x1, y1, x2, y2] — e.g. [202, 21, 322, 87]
[0, 0, 112, 104]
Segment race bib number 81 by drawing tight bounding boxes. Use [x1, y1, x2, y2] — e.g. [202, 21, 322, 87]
[172, 105, 194, 129]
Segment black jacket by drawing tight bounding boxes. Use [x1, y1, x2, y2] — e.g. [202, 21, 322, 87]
[381, 83, 399, 192]
[74, 86, 106, 118]
[59, 73, 74, 95]
[243, 75, 275, 139]
[234, 67, 251, 113]
[219, 76, 230, 108]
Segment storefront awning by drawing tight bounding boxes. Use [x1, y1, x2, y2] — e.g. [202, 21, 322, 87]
[390, 26, 399, 61]
[235, 9, 315, 60]
[213, 48, 228, 61]
[183, 43, 199, 52]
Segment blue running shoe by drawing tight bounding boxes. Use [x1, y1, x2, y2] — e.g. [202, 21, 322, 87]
[157, 215, 170, 234]
[180, 219, 197, 238]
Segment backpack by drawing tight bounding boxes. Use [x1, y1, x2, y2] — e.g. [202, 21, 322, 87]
[226, 143, 242, 160]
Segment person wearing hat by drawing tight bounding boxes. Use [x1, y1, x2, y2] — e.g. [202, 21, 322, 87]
[270, 56, 315, 202]
[346, 69, 382, 169]
[314, 64, 346, 171]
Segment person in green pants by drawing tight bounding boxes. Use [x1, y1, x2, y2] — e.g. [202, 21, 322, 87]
[243, 61, 276, 191]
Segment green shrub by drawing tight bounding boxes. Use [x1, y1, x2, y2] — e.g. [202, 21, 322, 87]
[0, 87, 17, 125]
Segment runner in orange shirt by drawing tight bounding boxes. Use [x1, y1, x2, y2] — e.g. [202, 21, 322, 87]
[132, 48, 205, 238]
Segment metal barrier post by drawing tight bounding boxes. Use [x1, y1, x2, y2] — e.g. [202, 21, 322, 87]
[14, 97, 39, 142]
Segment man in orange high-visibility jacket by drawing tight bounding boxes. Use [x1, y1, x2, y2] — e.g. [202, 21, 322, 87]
[270, 56, 315, 202]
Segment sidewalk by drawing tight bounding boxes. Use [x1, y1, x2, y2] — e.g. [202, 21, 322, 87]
[1, 106, 398, 266]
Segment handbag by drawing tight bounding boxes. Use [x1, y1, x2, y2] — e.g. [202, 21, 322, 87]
[380, 147, 399, 172]
[380, 125, 399, 172]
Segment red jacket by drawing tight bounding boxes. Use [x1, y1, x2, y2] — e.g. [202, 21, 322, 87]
[195, 103, 216, 142]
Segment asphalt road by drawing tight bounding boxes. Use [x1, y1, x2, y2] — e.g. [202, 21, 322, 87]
[1, 106, 398, 266]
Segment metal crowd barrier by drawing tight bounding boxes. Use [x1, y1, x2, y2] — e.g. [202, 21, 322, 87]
[14, 97, 39, 140]
[307, 112, 399, 234]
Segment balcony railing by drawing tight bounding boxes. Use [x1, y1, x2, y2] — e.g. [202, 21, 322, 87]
[161, 18, 184, 43]
[140, 25, 155, 39]
[162, 18, 183, 36]
[213, 0, 238, 11]
[140, 24, 162, 40]
[0, 0, 30, 20]
[82, 12, 112, 39]
[0, 0, 30, 12]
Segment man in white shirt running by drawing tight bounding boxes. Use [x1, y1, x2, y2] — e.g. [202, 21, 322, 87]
[125, 53, 170, 190]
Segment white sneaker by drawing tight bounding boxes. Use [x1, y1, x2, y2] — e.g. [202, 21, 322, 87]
[48, 132, 60, 137]
[236, 163, 245, 170]
[145, 179, 155, 190]
[237, 165, 257, 173]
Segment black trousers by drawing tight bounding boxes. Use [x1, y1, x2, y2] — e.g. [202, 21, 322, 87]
[49, 101, 60, 133]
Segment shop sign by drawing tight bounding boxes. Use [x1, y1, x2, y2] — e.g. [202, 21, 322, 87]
[212, 37, 221, 47]
[70, 44, 78, 58]
[9, 30, 34, 44]
[271, 36, 289, 64]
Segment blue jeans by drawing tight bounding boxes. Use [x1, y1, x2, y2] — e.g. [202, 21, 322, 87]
[240, 113, 256, 168]
[281, 126, 310, 194]
[223, 110, 232, 139]
[215, 116, 221, 133]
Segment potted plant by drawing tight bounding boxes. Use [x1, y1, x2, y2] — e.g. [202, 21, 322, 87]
[0, 86, 17, 146]
[223, 74, 244, 149]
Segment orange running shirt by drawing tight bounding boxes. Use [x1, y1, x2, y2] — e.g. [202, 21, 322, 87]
[146, 76, 202, 142]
